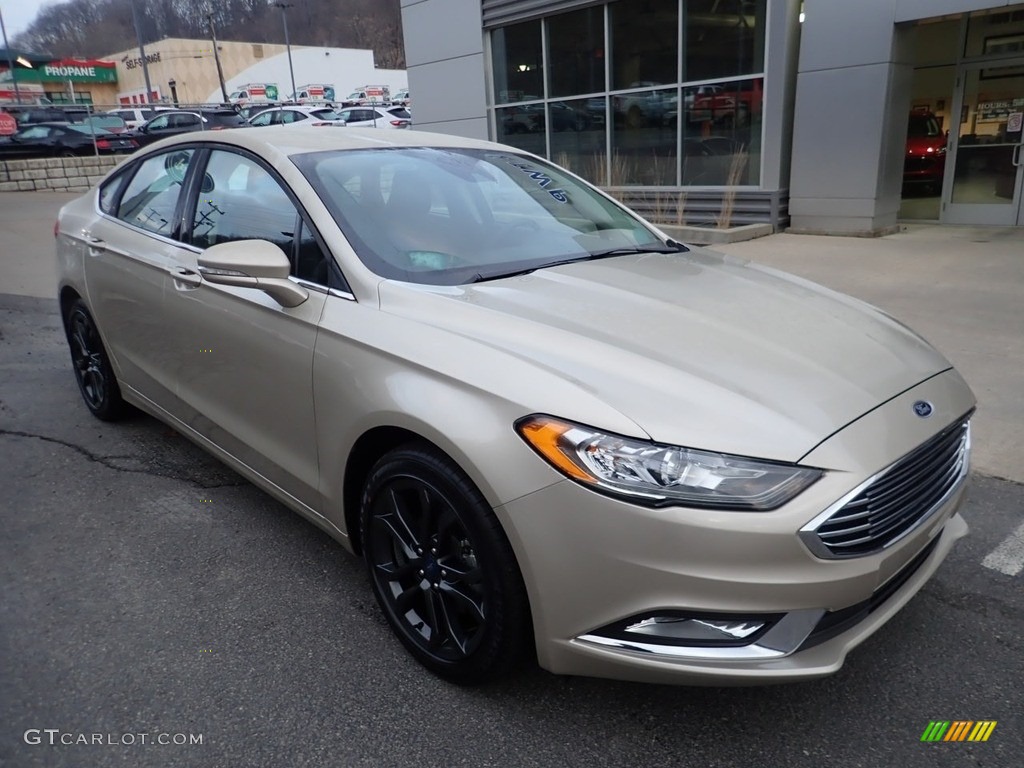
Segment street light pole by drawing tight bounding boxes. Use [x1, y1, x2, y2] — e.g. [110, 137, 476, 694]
[274, 3, 296, 102]
[207, 13, 228, 103]
[0, 7, 23, 104]
[129, 0, 154, 103]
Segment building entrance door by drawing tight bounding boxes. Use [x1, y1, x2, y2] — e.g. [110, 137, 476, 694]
[944, 60, 1024, 225]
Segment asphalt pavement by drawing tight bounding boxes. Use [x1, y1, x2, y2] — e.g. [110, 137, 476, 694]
[1, 192, 1022, 767]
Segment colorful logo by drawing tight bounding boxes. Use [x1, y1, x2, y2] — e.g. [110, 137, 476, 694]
[920, 721, 997, 742]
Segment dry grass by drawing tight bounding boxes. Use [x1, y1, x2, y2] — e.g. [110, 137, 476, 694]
[716, 145, 748, 229]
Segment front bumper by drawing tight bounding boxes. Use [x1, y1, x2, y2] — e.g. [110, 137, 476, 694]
[495, 369, 974, 684]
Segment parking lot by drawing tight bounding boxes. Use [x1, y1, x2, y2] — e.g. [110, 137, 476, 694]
[1, 192, 1021, 767]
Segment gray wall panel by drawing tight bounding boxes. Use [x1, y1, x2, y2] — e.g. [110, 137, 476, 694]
[410, 117, 490, 140]
[482, 0, 603, 27]
[798, 0, 898, 72]
[404, 0, 484, 67]
[790, 65, 893, 200]
[895, 0, 1014, 23]
[404, 53, 489, 123]
[401, 0, 489, 140]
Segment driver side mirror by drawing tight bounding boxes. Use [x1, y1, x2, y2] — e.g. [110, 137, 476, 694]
[198, 239, 308, 307]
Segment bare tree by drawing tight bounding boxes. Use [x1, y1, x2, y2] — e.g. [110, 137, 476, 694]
[12, 0, 404, 66]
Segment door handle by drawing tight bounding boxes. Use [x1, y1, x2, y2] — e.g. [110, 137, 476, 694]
[170, 266, 203, 288]
[1013, 144, 1022, 167]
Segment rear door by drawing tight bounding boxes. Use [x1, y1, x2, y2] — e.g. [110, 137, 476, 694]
[81, 147, 199, 412]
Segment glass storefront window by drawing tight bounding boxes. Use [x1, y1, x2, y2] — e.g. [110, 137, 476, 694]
[547, 6, 606, 98]
[610, 0, 678, 91]
[489, 2, 767, 190]
[611, 87, 678, 185]
[964, 5, 1024, 59]
[680, 78, 762, 185]
[494, 105, 547, 157]
[550, 97, 609, 185]
[685, 0, 766, 81]
[492, 21, 543, 104]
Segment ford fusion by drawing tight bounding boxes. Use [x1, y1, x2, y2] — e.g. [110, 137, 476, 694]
[56, 127, 974, 685]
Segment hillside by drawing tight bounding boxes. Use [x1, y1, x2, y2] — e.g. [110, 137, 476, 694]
[13, 0, 405, 68]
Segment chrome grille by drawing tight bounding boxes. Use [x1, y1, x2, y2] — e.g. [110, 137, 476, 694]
[801, 417, 971, 558]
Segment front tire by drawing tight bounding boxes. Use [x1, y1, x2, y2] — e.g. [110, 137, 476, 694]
[361, 444, 530, 684]
[65, 299, 130, 421]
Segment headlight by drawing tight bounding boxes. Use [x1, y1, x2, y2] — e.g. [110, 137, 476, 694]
[516, 415, 822, 510]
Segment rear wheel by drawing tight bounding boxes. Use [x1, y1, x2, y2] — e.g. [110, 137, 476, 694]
[361, 444, 530, 684]
[65, 299, 130, 421]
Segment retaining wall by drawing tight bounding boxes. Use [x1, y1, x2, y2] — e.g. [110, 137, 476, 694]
[0, 156, 122, 193]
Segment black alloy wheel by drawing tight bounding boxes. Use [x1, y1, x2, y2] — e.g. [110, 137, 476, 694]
[361, 444, 530, 684]
[65, 299, 129, 421]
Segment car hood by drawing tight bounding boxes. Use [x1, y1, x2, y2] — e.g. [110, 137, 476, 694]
[377, 250, 952, 463]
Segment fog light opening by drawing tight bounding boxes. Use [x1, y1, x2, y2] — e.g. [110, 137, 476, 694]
[626, 616, 769, 643]
[590, 611, 784, 649]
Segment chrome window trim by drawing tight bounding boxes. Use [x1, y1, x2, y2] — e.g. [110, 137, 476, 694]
[95, 209, 200, 253]
[576, 609, 825, 661]
[799, 420, 971, 560]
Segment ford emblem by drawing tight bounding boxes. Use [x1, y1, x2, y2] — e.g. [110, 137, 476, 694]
[913, 401, 934, 418]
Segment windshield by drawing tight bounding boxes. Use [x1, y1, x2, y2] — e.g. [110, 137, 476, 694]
[292, 147, 667, 285]
[908, 114, 942, 138]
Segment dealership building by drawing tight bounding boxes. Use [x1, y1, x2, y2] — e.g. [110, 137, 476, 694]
[400, 0, 1024, 233]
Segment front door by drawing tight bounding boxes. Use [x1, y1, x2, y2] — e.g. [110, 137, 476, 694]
[944, 59, 1024, 225]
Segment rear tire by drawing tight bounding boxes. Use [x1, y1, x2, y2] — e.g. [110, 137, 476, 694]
[64, 299, 130, 421]
[361, 443, 531, 684]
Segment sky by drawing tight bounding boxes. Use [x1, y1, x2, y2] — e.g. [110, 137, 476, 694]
[0, 0, 53, 42]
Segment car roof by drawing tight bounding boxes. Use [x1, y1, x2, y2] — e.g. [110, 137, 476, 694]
[133, 124, 510, 161]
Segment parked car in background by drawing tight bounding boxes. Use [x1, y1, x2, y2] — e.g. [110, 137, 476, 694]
[234, 104, 272, 122]
[77, 114, 129, 134]
[385, 105, 412, 124]
[392, 88, 411, 106]
[6, 105, 90, 126]
[903, 111, 947, 193]
[247, 105, 344, 128]
[0, 122, 137, 159]
[106, 107, 158, 130]
[56, 126, 974, 687]
[335, 106, 410, 129]
[129, 109, 247, 146]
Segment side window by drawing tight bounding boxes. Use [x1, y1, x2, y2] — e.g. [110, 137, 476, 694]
[295, 219, 333, 285]
[250, 111, 272, 127]
[172, 114, 199, 129]
[116, 149, 195, 236]
[21, 126, 51, 139]
[191, 150, 297, 257]
[99, 167, 132, 214]
[147, 116, 169, 130]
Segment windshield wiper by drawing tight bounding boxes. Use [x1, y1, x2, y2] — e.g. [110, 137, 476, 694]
[587, 240, 689, 258]
[466, 241, 688, 284]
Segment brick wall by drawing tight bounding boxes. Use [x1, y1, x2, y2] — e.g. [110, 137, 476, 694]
[0, 156, 123, 193]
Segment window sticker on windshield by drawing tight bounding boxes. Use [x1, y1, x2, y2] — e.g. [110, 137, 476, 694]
[502, 157, 569, 203]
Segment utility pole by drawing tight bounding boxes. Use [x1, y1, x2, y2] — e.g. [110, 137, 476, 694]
[0, 7, 23, 104]
[129, 0, 154, 103]
[274, 3, 296, 102]
[207, 12, 228, 103]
